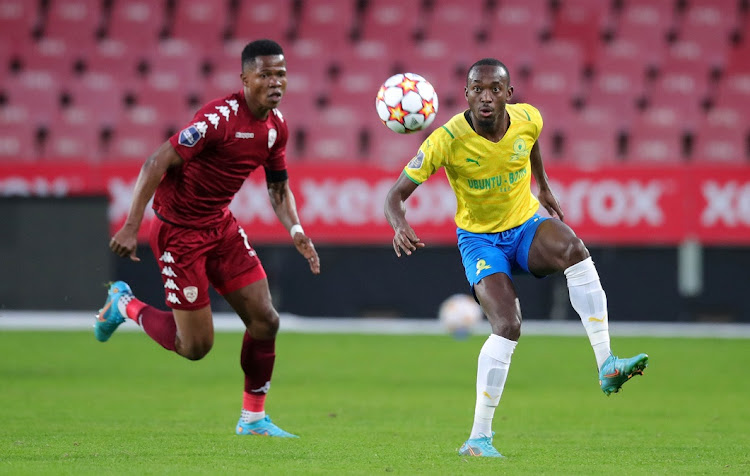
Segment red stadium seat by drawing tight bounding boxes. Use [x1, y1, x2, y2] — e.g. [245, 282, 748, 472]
[133, 83, 195, 128]
[2, 70, 60, 124]
[691, 124, 748, 164]
[170, 0, 228, 52]
[725, 42, 750, 80]
[359, 0, 421, 53]
[0, 121, 38, 161]
[586, 38, 649, 127]
[44, 122, 101, 161]
[233, 0, 293, 42]
[647, 70, 707, 129]
[625, 123, 685, 164]
[106, 0, 165, 49]
[614, 0, 672, 63]
[107, 115, 166, 160]
[302, 119, 361, 162]
[142, 38, 204, 95]
[554, 107, 620, 166]
[486, 0, 550, 61]
[282, 41, 335, 105]
[80, 38, 141, 80]
[295, 0, 357, 49]
[366, 124, 428, 168]
[659, 39, 715, 76]
[551, 0, 613, 65]
[10, 37, 77, 80]
[420, 0, 485, 58]
[44, 0, 104, 44]
[64, 71, 124, 125]
[677, 0, 736, 66]
[714, 72, 750, 110]
[0, 0, 41, 42]
[525, 39, 583, 83]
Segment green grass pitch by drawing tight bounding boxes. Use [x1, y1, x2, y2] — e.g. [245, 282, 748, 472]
[1, 330, 748, 474]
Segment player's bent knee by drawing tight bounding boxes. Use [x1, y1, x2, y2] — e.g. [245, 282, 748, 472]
[178, 338, 213, 361]
[258, 308, 280, 334]
[563, 238, 589, 266]
[494, 320, 521, 341]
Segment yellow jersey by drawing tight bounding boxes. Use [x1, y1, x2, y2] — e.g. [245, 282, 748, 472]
[403, 103, 543, 233]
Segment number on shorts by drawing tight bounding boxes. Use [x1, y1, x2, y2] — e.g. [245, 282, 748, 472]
[238, 226, 251, 250]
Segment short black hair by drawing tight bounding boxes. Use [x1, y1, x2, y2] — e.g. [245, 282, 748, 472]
[467, 58, 510, 85]
[241, 39, 284, 71]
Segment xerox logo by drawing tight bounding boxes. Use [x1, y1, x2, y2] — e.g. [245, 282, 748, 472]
[550, 179, 669, 227]
[701, 181, 750, 226]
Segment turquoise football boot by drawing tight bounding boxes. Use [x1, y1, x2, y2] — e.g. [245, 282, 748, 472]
[458, 433, 504, 458]
[94, 281, 133, 342]
[599, 353, 649, 395]
[236, 416, 299, 438]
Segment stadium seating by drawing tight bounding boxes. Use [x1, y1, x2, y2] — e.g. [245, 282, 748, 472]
[691, 124, 748, 164]
[0, 0, 40, 42]
[43, 0, 104, 45]
[106, 0, 166, 48]
[0, 0, 747, 164]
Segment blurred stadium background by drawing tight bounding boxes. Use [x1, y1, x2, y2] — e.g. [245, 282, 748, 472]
[0, 0, 749, 323]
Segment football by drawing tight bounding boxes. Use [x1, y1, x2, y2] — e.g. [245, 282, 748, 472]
[375, 73, 439, 134]
[438, 293, 484, 339]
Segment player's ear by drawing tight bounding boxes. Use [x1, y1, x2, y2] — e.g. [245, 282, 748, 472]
[506, 85, 514, 101]
[464, 86, 469, 100]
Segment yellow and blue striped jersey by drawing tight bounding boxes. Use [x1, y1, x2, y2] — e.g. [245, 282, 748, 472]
[403, 103, 543, 233]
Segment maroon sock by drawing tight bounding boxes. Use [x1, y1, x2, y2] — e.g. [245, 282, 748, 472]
[240, 331, 276, 409]
[138, 305, 177, 352]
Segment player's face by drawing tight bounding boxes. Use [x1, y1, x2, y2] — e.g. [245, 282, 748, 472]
[241, 55, 287, 116]
[465, 65, 513, 128]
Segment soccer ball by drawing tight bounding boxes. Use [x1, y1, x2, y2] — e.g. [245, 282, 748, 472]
[438, 294, 483, 339]
[375, 73, 439, 134]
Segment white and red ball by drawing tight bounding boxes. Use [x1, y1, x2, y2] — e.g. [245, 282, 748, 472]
[375, 73, 439, 134]
[438, 294, 483, 338]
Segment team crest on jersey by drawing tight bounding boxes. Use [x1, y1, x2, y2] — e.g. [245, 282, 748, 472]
[178, 125, 201, 147]
[407, 149, 425, 169]
[183, 286, 198, 303]
[268, 128, 277, 149]
[510, 137, 530, 161]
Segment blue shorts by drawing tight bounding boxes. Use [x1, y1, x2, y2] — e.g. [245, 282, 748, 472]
[457, 214, 549, 286]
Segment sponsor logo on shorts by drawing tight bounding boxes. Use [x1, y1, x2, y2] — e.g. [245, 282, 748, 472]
[183, 286, 198, 303]
[476, 259, 491, 276]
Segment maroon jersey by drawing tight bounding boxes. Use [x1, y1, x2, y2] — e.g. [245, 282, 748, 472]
[154, 89, 288, 228]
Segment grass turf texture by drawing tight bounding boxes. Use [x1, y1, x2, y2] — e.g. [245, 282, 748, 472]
[1, 331, 748, 475]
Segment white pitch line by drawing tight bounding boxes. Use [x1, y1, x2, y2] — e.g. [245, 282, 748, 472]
[0, 311, 749, 338]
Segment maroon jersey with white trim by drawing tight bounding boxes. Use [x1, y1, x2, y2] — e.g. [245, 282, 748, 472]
[155, 89, 288, 228]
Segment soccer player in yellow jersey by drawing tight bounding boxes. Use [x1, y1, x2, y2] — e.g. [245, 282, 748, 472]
[384, 58, 649, 458]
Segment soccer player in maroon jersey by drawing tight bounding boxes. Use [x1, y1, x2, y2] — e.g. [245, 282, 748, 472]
[94, 39, 318, 437]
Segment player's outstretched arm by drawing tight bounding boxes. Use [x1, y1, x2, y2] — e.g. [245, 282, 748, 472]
[384, 172, 425, 257]
[110, 142, 183, 261]
[267, 179, 320, 275]
[530, 141, 564, 221]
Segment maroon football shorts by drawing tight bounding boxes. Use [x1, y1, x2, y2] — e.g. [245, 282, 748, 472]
[149, 215, 267, 310]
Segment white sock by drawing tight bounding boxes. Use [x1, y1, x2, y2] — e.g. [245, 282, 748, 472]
[469, 334, 516, 440]
[241, 409, 265, 424]
[565, 257, 611, 369]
